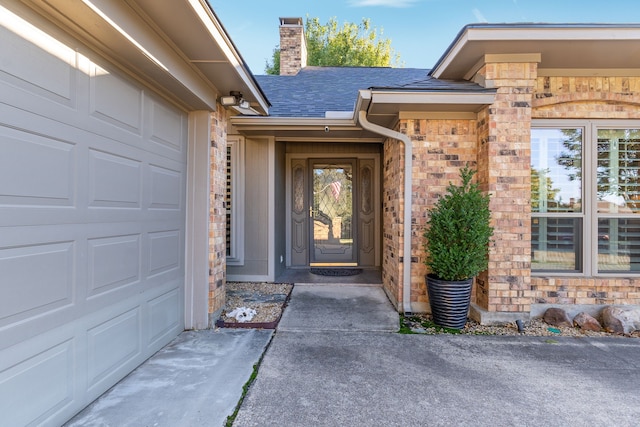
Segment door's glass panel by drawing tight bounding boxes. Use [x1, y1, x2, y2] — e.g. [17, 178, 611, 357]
[361, 165, 372, 215]
[293, 165, 304, 214]
[312, 163, 354, 263]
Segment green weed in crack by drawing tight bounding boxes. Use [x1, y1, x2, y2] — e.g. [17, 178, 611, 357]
[225, 333, 274, 426]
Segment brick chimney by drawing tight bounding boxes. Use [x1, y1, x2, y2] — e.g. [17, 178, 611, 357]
[279, 17, 307, 76]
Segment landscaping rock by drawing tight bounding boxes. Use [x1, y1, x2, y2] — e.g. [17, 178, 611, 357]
[573, 312, 602, 331]
[602, 306, 640, 334]
[543, 307, 572, 328]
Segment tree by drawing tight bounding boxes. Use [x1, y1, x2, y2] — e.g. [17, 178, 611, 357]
[265, 16, 401, 74]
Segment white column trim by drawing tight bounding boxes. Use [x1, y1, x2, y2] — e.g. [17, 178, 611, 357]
[184, 110, 211, 330]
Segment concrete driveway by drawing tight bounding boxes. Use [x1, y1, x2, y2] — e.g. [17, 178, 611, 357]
[233, 285, 640, 427]
[63, 284, 640, 427]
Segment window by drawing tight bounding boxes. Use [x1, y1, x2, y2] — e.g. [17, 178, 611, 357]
[532, 122, 640, 275]
[226, 135, 244, 265]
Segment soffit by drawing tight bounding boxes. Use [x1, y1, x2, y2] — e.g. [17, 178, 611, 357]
[432, 25, 640, 80]
[231, 117, 384, 142]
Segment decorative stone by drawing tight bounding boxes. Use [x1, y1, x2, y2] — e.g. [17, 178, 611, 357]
[602, 306, 640, 334]
[573, 312, 602, 332]
[543, 308, 572, 328]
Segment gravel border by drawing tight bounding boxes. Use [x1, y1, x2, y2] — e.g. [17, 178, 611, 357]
[403, 314, 640, 338]
[219, 282, 293, 327]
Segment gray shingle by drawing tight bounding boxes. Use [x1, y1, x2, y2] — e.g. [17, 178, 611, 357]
[255, 66, 492, 117]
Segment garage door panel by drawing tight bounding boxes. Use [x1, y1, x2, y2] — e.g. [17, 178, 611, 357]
[149, 99, 186, 154]
[0, 125, 76, 207]
[148, 229, 181, 277]
[0, 241, 75, 328]
[88, 149, 142, 208]
[148, 163, 182, 210]
[90, 69, 143, 135]
[87, 234, 141, 297]
[86, 307, 141, 391]
[0, 338, 74, 427]
[0, 13, 76, 107]
[147, 288, 181, 348]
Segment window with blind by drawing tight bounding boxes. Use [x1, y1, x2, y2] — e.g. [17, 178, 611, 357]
[225, 136, 244, 265]
[532, 122, 640, 275]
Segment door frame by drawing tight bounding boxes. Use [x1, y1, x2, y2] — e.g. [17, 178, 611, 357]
[285, 151, 380, 268]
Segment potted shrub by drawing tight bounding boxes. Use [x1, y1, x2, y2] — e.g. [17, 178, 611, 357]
[423, 166, 493, 329]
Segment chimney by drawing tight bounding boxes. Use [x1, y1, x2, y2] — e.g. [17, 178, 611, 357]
[279, 17, 307, 76]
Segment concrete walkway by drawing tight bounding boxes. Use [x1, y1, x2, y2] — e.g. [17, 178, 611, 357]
[277, 284, 399, 332]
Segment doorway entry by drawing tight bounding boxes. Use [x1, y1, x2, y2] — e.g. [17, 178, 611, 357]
[311, 160, 356, 265]
[288, 153, 379, 268]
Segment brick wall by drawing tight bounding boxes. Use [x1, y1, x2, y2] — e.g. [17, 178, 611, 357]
[474, 62, 537, 313]
[531, 75, 640, 306]
[209, 106, 228, 317]
[382, 136, 403, 309]
[400, 119, 479, 311]
[399, 69, 640, 316]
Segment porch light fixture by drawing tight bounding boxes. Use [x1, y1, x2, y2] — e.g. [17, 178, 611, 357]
[220, 91, 250, 109]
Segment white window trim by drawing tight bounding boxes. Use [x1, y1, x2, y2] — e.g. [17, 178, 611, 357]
[532, 119, 640, 277]
[226, 135, 245, 266]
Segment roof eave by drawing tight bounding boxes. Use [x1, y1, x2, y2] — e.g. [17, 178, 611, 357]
[359, 89, 496, 127]
[431, 23, 640, 80]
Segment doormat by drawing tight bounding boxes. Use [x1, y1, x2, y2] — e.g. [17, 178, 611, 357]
[310, 268, 362, 276]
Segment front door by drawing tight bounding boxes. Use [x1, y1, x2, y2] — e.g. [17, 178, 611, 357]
[310, 160, 356, 265]
[289, 154, 378, 268]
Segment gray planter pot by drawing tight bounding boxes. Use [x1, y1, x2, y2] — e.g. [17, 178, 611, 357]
[426, 274, 472, 329]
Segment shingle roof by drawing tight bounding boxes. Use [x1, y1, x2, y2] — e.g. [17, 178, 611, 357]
[255, 66, 492, 118]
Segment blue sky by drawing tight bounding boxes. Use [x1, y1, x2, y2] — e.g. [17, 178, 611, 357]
[209, 0, 639, 75]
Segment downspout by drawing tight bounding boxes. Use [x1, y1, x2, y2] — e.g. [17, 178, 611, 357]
[356, 108, 413, 314]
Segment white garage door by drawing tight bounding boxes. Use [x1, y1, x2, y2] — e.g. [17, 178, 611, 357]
[0, 12, 187, 427]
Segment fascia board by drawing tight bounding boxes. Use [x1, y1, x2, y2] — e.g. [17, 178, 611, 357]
[370, 91, 496, 106]
[187, 0, 269, 113]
